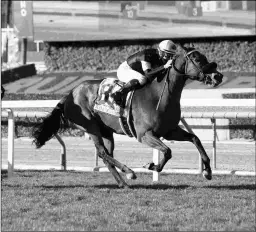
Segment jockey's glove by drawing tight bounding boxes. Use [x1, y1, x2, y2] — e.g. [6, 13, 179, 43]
[164, 59, 173, 69]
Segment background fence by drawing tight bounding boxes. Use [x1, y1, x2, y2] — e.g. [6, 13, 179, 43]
[2, 99, 255, 180]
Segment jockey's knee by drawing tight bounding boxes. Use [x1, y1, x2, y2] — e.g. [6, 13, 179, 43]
[138, 77, 147, 85]
[129, 79, 141, 86]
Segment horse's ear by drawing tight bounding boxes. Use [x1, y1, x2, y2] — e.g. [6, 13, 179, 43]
[178, 44, 186, 52]
[179, 43, 185, 50]
[179, 44, 187, 53]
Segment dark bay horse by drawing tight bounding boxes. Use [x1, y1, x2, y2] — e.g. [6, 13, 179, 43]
[32, 46, 223, 188]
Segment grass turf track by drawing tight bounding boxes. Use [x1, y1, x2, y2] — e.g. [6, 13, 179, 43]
[1, 170, 255, 231]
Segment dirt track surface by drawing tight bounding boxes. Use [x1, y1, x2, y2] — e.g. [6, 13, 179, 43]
[2, 137, 255, 172]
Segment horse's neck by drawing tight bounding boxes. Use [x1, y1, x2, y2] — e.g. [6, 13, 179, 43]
[168, 71, 186, 100]
[166, 58, 187, 100]
[137, 58, 187, 108]
[145, 72, 185, 107]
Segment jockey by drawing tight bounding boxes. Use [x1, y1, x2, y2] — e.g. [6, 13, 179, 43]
[111, 40, 177, 104]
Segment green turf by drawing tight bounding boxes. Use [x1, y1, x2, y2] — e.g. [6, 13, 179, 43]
[1, 170, 255, 231]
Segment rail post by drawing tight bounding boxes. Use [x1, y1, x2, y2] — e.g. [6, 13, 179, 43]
[94, 148, 99, 167]
[7, 109, 15, 178]
[152, 149, 160, 181]
[55, 134, 66, 170]
[211, 118, 217, 169]
[92, 147, 100, 171]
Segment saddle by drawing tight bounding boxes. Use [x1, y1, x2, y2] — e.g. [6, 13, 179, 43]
[93, 78, 136, 138]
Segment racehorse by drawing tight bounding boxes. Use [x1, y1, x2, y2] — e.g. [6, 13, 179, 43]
[32, 46, 223, 188]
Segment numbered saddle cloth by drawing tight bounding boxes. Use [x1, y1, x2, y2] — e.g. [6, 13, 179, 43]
[94, 78, 133, 118]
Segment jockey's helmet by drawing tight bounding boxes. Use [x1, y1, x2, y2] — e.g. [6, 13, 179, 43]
[158, 40, 177, 62]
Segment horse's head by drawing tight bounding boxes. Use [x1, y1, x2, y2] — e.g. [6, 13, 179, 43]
[173, 46, 223, 87]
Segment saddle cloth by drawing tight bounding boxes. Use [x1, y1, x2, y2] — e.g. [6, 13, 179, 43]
[93, 78, 132, 118]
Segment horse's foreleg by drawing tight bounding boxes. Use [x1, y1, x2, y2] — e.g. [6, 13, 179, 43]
[163, 126, 212, 180]
[141, 130, 172, 172]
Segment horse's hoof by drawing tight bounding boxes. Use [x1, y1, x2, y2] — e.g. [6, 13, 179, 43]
[126, 172, 137, 180]
[143, 162, 154, 170]
[202, 170, 212, 180]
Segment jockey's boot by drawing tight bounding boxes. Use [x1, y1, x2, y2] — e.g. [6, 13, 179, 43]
[112, 79, 140, 105]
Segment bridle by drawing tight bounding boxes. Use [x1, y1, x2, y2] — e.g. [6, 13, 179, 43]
[184, 50, 205, 81]
[172, 49, 206, 81]
[156, 49, 211, 110]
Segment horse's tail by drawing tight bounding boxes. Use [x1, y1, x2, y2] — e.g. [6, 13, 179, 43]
[32, 95, 69, 148]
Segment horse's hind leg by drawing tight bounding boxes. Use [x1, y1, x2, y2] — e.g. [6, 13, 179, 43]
[163, 126, 212, 180]
[140, 130, 172, 172]
[101, 132, 136, 187]
[65, 98, 135, 185]
[88, 132, 127, 188]
[89, 129, 136, 182]
[74, 122, 133, 187]
[102, 133, 137, 180]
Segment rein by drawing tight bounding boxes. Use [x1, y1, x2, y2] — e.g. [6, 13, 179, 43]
[156, 66, 170, 111]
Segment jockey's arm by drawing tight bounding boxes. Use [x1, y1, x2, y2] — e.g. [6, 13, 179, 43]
[145, 65, 165, 82]
[141, 60, 165, 83]
[144, 59, 172, 83]
[141, 61, 152, 73]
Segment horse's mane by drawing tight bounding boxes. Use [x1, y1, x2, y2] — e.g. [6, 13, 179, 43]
[175, 45, 208, 64]
[157, 46, 206, 82]
[177, 46, 197, 56]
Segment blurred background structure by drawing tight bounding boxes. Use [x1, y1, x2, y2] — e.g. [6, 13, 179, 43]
[1, 1, 255, 83]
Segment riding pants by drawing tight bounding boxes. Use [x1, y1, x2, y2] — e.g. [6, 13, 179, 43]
[117, 61, 147, 85]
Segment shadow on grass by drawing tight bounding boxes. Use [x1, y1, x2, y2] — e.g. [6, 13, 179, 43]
[2, 181, 255, 191]
[2, 170, 255, 191]
[41, 185, 86, 189]
[2, 183, 256, 192]
[92, 184, 191, 190]
[93, 183, 256, 190]
[94, 184, 194, 190]
[203, 185, 256, 190]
